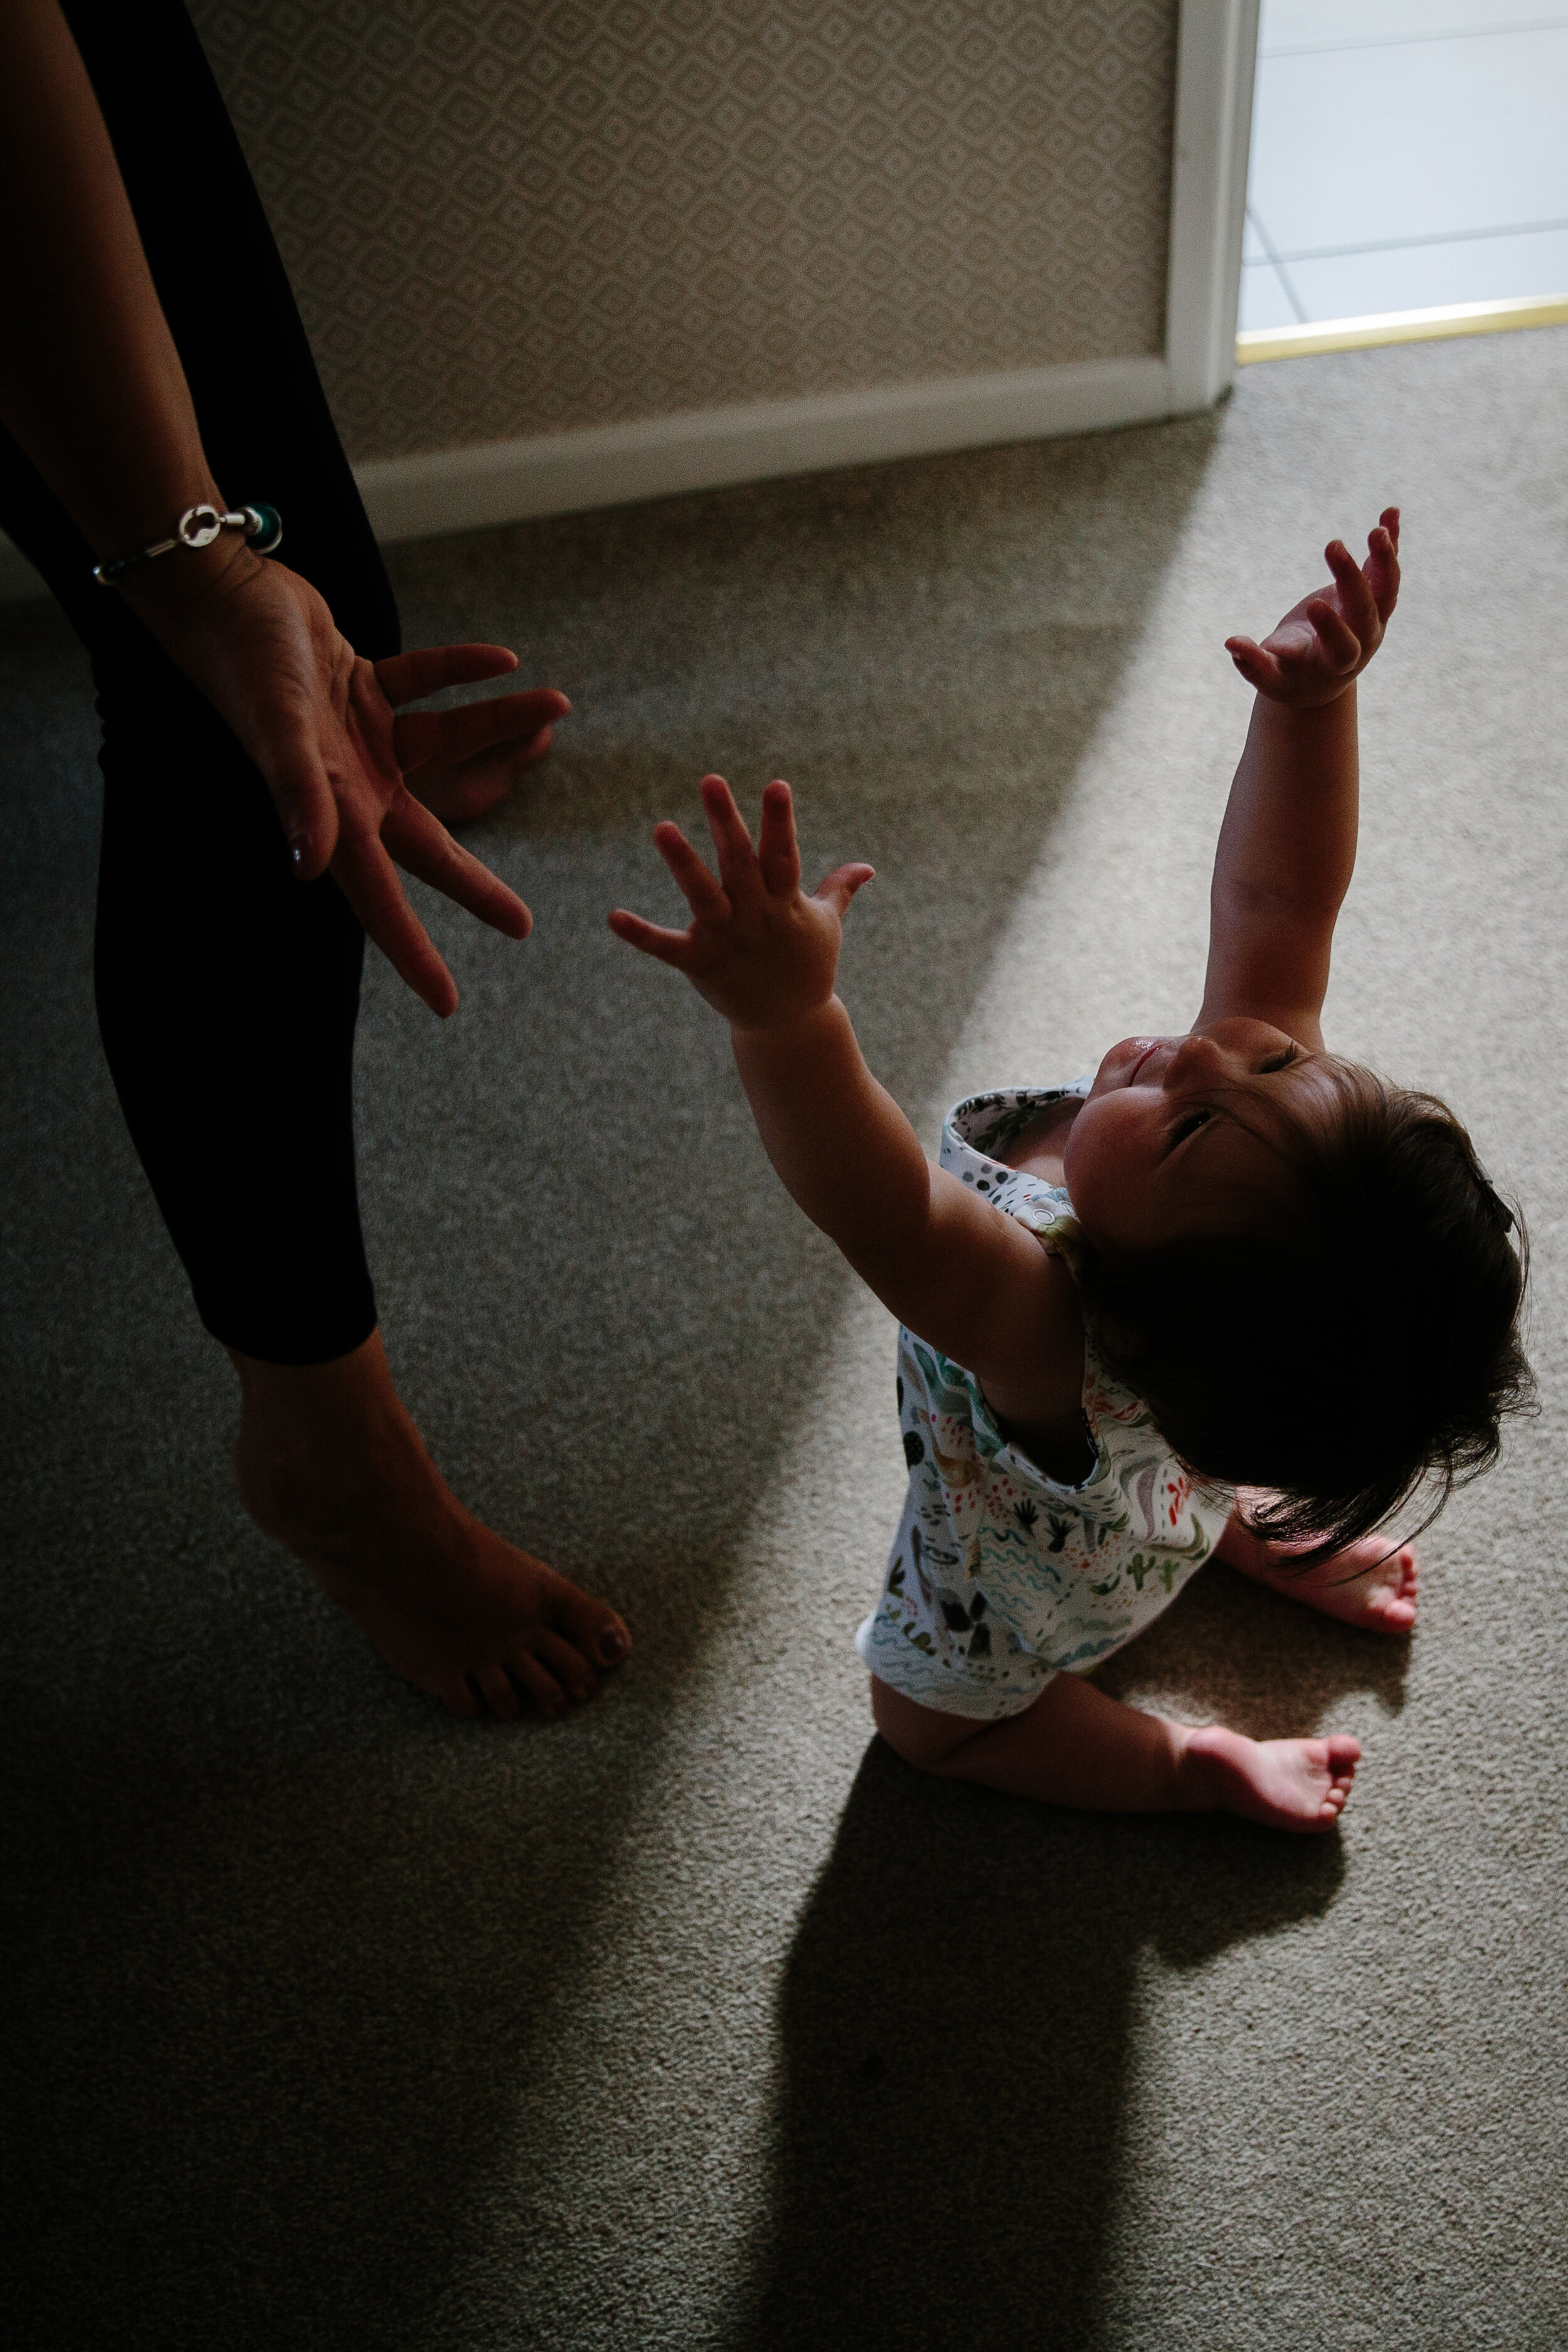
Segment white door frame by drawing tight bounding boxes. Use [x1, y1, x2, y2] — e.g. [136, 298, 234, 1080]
[1167, 0, 1261, 408]
[0, 1, 1258, 596]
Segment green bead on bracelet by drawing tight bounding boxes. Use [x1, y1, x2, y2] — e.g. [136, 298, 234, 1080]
[92, 501, 283, 588]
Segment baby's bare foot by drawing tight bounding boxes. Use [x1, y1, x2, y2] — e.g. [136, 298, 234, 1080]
[1291, 1538, 1417, 1633]
[1177, 1725, 1360, 1833]
[1219, 1516, 1417, 1635]
[230, 1334, 629, 1719]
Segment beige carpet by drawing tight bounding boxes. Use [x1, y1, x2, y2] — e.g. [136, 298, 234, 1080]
[3, 326, 1564, 2349]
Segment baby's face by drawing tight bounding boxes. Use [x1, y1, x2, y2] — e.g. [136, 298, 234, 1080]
[1062, 1019, 1340, 1258]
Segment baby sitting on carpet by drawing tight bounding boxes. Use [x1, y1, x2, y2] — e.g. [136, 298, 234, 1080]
[610, 509, 1532, 1831]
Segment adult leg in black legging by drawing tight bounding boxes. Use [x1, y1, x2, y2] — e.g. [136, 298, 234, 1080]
[3, 0, 391, 1360]
[1, 0, 628, 1711]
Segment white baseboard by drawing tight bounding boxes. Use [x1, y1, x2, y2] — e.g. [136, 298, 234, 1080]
[0, 351, 1193, 603]
[352, 352, 1181, 543]
[1, 4, 1256, 605]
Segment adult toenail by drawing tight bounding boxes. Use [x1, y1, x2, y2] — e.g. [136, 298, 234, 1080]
[598, 1628, 630, 1663]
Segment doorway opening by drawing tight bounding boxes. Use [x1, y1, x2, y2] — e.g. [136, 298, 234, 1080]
[1237, 3, 1568, 364]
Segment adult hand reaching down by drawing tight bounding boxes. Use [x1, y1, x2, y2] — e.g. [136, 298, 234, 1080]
[3, 0, 557, 1018]
[119, 537, 562, 1017]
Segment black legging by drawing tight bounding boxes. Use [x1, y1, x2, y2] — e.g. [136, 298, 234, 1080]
[1, 0, 395, 1363]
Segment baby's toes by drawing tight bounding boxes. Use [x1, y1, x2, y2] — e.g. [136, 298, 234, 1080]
[1317, 1754, 1357, 1818]
[1372, 1547, 1418, 1631]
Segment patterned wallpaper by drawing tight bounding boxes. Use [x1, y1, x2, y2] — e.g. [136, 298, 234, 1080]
[188, 0, 1178, 464]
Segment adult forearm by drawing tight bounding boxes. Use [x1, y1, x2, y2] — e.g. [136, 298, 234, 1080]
[731, 998, 933, 1261]
[0, 0, 222, 558]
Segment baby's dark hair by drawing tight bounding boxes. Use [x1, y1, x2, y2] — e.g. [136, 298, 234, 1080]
[1074, 1065, 1534, 1557]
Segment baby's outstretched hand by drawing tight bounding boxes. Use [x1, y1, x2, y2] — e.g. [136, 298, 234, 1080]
[608, 775, 874, 1030]
[1226, 507, 1400, 706]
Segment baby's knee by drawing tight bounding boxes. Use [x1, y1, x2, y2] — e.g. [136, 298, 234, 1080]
[869, 1674, 976, 1774]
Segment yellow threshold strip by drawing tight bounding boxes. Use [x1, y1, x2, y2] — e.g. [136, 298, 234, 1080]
[1236, 291, 1568, 366]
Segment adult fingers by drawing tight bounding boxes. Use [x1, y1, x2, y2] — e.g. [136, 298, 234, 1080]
[331, 827, 459, 1016]
[813, 861, 876, 918]
[375, 643, 521, 707]
[654, 818, 730, 922]
[699, 773, 763, 899]
[605, 907, 698, 967]
[757, 778, 802, 896]
[1303, 596, 1361, 670]
[381, 791, 532, 937]
[406, 727, 558, 829]
[395, 689, 571, 775]
[254, 724, 342, 878]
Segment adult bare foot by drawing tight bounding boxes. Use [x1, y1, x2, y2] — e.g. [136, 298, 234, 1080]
[1217, 1513, 1417, 1634]
[1177, 1725, 1360, 1833]
[228, 1331, 630, 1718]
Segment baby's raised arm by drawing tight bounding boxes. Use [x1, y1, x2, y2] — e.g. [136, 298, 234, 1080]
[609, 777, 1059, 1396]
[1197, 509, 1400, 1051]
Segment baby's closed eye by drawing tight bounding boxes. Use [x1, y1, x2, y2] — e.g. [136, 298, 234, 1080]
[1165, 1106, 1213, 1149]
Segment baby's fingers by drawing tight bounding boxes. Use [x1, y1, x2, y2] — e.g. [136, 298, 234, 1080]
[1303, 597, 1361, 670]
[1224, 635, 1283, 692]
[1325, 539, 1377, 640]
[654, 819, 729, 923]
[757, 778, 802, 896]
[1366, 508, 1401, 618]
[700, 773, 763, 898]
[607, 907, 698, 968]
[812, 861, 876, 918]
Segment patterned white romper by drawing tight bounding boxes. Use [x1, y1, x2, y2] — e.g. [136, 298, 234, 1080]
[855, 1082, 1235, 1721]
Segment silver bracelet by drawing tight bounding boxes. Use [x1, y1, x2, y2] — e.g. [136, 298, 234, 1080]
[92, 501, 282, 587]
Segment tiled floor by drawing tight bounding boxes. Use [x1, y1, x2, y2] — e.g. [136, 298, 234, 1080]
[1242, 2, 1568, 329]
